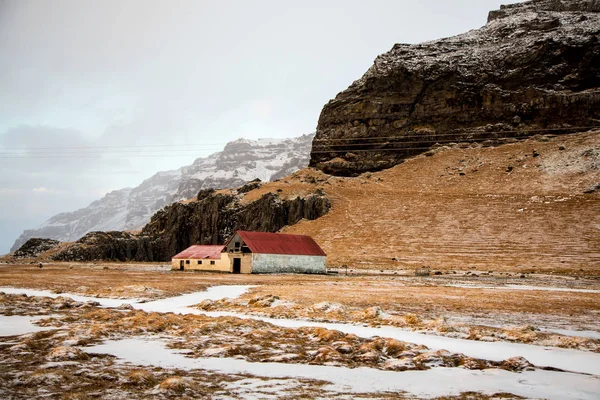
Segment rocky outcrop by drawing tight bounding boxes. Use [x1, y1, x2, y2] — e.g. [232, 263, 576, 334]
[12, 238, 60, 259]
[310, 0, 600, 175]
[12, 134, 315, 252]
[50, 187, 330, 262]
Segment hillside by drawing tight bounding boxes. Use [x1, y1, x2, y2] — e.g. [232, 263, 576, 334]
[262, 131, 599, 273]
[10, 134, 314, 252]
[310, 0, 600, 175]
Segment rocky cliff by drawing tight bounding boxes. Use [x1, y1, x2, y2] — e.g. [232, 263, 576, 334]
[11, 134, 314, 252]
[12, 238, 60, 259]
[50, 184, 330, 262]
[310, 0, 600, 175]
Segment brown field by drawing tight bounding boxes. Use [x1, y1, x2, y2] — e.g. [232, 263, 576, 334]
[1, 262, 562, 399]
[2, 262, 599, 334]
[1, 261, 599, 398]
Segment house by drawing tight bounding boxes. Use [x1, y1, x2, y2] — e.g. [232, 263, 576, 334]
[171, 245, 229, 272]
[171, 231, 327, 274]
[223, 231, 326, 274]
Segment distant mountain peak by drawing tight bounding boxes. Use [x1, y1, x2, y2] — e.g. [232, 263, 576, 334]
[10, 133, 314, 252]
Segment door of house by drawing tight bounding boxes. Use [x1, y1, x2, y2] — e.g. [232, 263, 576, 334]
[180, 260, 184, 271]
[233, 258, 241, 274]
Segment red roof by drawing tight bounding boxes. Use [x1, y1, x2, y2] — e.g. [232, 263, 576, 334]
[172, 245, 225, 260]
[233, 231, 326, 256]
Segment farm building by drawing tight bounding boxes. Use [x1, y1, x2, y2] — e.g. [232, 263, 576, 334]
[224, 231, 326, 274]
[171, 245, 229, 272]
[171, 231, 327, 274]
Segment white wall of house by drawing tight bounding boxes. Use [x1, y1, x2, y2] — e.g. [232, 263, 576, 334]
[251, 253, 326, 274]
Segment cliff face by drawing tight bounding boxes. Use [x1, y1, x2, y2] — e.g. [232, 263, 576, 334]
[310, 0, 600, 175]
[50, 187, 330, 262]
[13, 238, 60, 259]
[11, 134, 314, 251]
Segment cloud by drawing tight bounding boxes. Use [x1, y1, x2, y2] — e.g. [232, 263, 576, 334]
[0, 125, 136, 222]
[32, 187, 63, 194]
[251, 100, 273, 119]
[0, 188, 23, 195]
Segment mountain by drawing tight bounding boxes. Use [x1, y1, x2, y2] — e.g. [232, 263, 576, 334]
[10, 134, 314, 252]
[29, 130, 600, 271]
[310, 0, 600, 175]
[50, 186, 330, 262]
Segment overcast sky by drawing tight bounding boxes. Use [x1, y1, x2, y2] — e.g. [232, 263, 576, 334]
[0, 0, 521, 253]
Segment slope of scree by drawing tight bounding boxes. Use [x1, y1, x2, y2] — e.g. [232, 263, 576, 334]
[48, 184, 330, 262]
[310, 0, 600, 175]
[11, 134, 314, 252]
[259, 131, 597, 273]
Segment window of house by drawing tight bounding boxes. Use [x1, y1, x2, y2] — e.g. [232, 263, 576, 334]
[185, 260, 190, 264]
[197, 260, 202, 265]
[210, 260, 215, 265]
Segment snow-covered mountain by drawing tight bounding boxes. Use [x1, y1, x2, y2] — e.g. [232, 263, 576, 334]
[10, 134, 314, 252]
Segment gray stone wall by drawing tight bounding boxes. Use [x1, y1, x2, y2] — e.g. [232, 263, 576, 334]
[251, 254, 326, 274]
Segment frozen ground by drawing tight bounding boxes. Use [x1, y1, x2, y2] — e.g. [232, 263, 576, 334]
[1, 282, 599, 398]
[0, 315, 51, 336]
[4, 285, 599, 374]
[200, 309, 600, 375]
[539, 329, 600, 340]
[86, 338, 600, 400]
[0, 285, 251, 311]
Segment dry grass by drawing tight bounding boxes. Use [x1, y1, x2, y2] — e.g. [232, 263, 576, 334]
[247, 131, 600, 274]
[191, 278, 600, 350]
[0, 262, 343, 298]
[125, 369, 156, 386]
[158, 376, 197, 393]
[232, 280, 600, 318]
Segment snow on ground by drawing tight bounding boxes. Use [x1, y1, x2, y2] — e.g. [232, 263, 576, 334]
[3, 285, 600, 375]
[0, 315, 51, 336]
[0, 287, 142, 308]
[200, 310, 600, 376]
[223, 377, 309, 399]
[85, 338, 600, 400]
[0, 285, 251, 311]
[135, 285, 252, 313]
[539, 329, 600, 340]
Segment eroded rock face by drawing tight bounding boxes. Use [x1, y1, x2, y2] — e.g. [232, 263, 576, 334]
[51, 188, 330, 262]
[310, 0, 600, 175]
[13, 238, 60, 258]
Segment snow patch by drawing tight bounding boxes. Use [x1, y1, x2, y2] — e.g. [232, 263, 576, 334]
[0, 315, 51, 336]
[84, 338, 600, 400]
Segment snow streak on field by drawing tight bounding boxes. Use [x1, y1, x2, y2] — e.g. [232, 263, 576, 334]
[2, 285, 600, 398]
[0, 315, 51, 336]
[86, 338, 600, 400]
